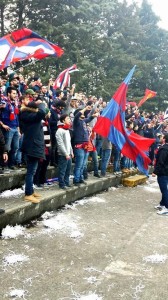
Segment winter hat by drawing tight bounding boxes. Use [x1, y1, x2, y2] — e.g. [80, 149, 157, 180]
[25, 89, 35, 95]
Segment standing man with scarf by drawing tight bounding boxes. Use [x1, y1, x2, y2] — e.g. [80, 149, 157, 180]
[0, 87, 20, 170]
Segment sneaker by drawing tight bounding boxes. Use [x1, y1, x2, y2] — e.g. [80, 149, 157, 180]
[79, 180, 87, 185]
[44, 182, 53, 188]
[17, 163, 26, 169]
[94, 174, 101, 178]
[66, 184, 73, 188]
[34, 184, 44, 189]
[9, 166, 18, 171]
[74, 182, 81, 186]
[157, 207, 168, 215]
[113, 172, 121, 176]
[154, 205, 164, 210]
[0, 169, 4, 175]
[0, 208, 5, 214]
[59, 186, 67, 190]
[45, 182, 53, 186]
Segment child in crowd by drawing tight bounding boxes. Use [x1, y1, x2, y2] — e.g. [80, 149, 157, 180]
[56, 114, 74, 189]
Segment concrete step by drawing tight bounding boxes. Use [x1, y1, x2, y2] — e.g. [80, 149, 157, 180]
[0, 174, 122, 229]
[122, 174, 148, 187]
[0, 160, 98, 193]
[0, 166, 57, 193]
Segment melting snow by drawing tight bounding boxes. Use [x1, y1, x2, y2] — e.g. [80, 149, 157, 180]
[70, 231, 84, 239]
[109, 187, 117, 191]
[3, 254, 29, 266]
[0, 188, 24, 198]
[1, 225, 25, 239]
[41, 211, 55, 219]
[72, 293, 103, 300]
[142, 186, 159, 193]
[42, 213, 83, 240]
[84, 276, 99, 284]
[43, 214, 77, 231]
[8, 289, 27, 298]
[75, 196, 105, 206]
[77, 295, 102, 300]
[143, 254, 167, 263]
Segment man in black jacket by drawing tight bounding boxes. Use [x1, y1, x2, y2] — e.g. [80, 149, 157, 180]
[0, 126, 8, 213]
[20, 100, 46, 203]
[152, 134, 168, 215]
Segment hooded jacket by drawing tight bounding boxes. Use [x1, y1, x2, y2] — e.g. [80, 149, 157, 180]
[153, 143, 168, 176]
[20, 103, 46, 159]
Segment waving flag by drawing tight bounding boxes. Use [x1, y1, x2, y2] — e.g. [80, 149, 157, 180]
[137, 89, 157, 108]
[53, 64, 78, 90]
[93, 66, 155, 175]
[163, 108, 168, 120]
[0, 28, 64, 70]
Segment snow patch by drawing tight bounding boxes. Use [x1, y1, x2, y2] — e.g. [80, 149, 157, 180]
[0, 188, 24, 198]
[1, 225, 25, 239]
[8, 289, 27, 298]
[75, 196, 105, 206]
[143, 254, 167, 263]
[3, 254, 29, 266]
[42, 213, 83, 240]
[41, 211, 55, 219]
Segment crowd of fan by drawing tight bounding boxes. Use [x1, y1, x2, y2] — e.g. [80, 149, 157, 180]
[0, 69, 167, 190]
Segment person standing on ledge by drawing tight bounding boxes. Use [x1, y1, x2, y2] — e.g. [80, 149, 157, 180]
[152, 134, 168, 215]
[20, 99, 46, 204]
[0, 125, 8, 214]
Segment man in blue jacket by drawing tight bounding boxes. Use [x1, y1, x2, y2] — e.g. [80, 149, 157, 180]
[73, 105, 94, 185]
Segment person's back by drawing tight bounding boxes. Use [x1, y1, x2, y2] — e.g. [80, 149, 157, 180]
[20, 100, 46, 204]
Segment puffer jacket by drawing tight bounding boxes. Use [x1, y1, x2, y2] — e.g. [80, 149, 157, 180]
[20, 103, 46, 159]
[153, 143, 168, 176]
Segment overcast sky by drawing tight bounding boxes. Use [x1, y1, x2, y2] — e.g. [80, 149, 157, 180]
[126, 0, 168, 30]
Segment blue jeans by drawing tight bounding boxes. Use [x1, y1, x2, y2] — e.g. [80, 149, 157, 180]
[25, 156, 39, 196]
[3, 127, 19, 167]
[74, 148, 88, 183]
[121, 156, 128, 169]
[15, 134, 23, 164]
[101, 149, 111, 175]
[157, 176, 168, 208]
[113, 147, 121, 172]
[58, 155, 72, 187]
[96, 139, 102, 157]
[83, 151, 99, 178]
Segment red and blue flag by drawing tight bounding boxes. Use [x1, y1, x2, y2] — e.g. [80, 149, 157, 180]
[53, 64, 78, 90]
[0, 28, 64, 70]
[93, 66, 155, 175]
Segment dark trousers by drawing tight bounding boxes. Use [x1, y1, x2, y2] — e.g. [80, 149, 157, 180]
[34, 154, 50, 185]
[157, 176, 168, 208]
[58, 155, 72, 187]
[50, 132, 58, 165]
[25, 156, 39, 196]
